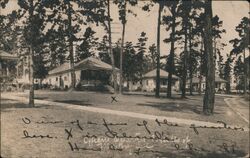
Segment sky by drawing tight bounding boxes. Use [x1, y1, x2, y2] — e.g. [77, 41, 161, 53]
[1, 0, 249, 60]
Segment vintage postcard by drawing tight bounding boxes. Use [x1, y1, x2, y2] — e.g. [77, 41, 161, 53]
[0, 0, 249, 157]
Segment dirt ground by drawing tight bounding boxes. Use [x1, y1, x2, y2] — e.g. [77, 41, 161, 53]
[0, 91, 249, 158]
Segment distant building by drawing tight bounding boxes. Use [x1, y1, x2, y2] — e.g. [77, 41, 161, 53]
[43, 57, 119, 90]
[187, 75, 227, 93]
[0, 50, 18, 80]
[142, 69, 179, 92]
[16, 56, 29, 86]
[0, 50, 18, 91]
[126, 69, 179, 92]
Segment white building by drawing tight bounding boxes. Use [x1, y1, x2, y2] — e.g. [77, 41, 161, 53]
[0, 50, 18, 83]
[16, 56, 29, 85]
[43, 57, 119, 90]
[142, 69, 179, 92]
[0, 50, 18, 78]
[187, 75, 227, 93]
[126, 69, 180, 92]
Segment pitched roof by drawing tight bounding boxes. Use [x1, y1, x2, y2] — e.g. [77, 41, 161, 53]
[0, 50, 18, 60]
[143, 69, 179, 79]
[74, 57, 117, 71]
[48, 57, 118, 76]
[48, 62, 71, 75]
[215, 76, 227, 83]
[187, 75, 227, 83]
[187, 76, 201, 84]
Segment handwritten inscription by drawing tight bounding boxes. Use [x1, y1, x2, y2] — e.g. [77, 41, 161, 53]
[190, 121, 244, 135]
[21, 116, 245, 156]
[23, 130, 56, 139]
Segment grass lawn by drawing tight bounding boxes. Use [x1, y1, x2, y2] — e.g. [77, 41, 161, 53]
[18, 90, 249, 126]
[1, 96, 249, 158]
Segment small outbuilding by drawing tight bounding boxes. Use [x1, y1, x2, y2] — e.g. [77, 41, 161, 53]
[141, 68, 179, 92]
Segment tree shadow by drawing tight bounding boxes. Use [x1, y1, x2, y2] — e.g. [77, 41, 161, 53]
[34, 96, 49, 100]
[137, 101, 221, 115]
[0, 99, 30, 110]
[123, 92, 201, 101]
[53, 100, 92, 106]
[0, 99, 57, 111]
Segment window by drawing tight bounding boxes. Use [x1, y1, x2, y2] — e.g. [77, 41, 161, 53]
[146, 80, 148, 86]
[64, 76, 67, 81]
[56, 77, 58, 81]
[162, 80, 166, 85]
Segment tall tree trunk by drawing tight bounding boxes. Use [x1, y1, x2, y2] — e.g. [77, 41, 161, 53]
[28, 0, 34, 107]
[226, 71, 231, 94]
[189, 28, 193, 96]
[167, 5, 177, 98]
[203, 0, 215, 115]
[67, 1, 76, 89]
[189, 72, 193, 95]
[119, 1, 127, 95]
[181, 14, 188, 98]
[107, 0, 117, 94]
[29, 46, 34, 107]
[155, 3, 163, 98]
[127, 78, 130, 90]
[213, 38, 217, 74]
[243, 48, 247, 95]
[198, 40, 203, 95]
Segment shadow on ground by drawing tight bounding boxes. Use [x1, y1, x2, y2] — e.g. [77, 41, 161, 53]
[0, 99, 30, 109]
[53, 100, 92, 106]
[33, 95, 93, 106]
[0, 99, 51, 110]
[137, 101, 221, 115]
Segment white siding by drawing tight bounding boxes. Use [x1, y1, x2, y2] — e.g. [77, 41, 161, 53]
[142, 79, 155, 92]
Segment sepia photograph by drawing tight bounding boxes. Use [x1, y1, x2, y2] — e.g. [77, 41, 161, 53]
[0, 0, 249, 157]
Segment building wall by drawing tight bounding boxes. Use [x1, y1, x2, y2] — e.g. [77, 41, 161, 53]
[142, 79, 180, 92]
[127, 81, 141, 91]
[142, 79, 155, 92]
[44, 70, 81, 89]
[215, 82, 226, 92]
[75, 70, 81, 85]
[188, 82, 226, 93]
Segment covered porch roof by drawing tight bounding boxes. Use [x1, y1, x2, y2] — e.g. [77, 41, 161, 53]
[0, 50, 18, 60]
[48, 57, 119, 76]
[74, 57, 119, 71]
[187, 75, 227, 84]
[143, 68, 179, 79]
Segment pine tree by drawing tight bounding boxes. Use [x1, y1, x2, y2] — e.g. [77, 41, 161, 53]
[163, 1, 181, 98]
[113, 0, 138, 94]
[76, 27, 99, 61]
[135, 32, 148, 87]
[230, 16, 250, 95]
[203, 0, 215, 115]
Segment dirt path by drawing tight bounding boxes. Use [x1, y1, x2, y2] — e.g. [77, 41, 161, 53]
[224, 97, 249, 124]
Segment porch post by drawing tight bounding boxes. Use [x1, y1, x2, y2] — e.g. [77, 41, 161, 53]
[6, 66, 9, 76]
